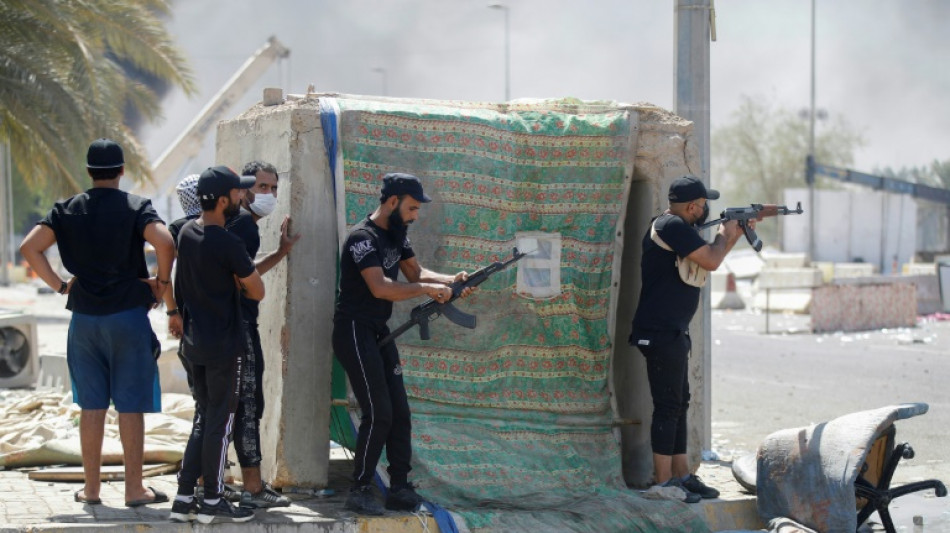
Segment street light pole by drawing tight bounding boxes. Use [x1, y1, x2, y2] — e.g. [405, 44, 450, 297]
[372, 67, 388, 96]
[807, 0, 817, 262]
[488, 3, 510, 101]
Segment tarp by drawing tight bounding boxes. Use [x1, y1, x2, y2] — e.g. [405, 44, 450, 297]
[0, 390, 193, 468]
[327, 96, 709, 532]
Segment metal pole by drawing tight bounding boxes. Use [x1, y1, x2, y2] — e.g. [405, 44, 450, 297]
[373, 67, 388, 96]
[489, 3, 511, 101]
[808, 0, 817, 262]
[674, 0, 712, 451]
[0, 141, 11, 286]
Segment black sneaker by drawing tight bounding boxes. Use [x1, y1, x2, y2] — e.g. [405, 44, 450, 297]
[681, 474, 720, 499]
[196, 498, 255, 524]
[385, 483, 425, 511]
[195, 484, 241, 502]
[240, 482, 291, 508]
[661, 477, 702, 504]
[344, 485, 384, 515]
[168, 498, 200, 522]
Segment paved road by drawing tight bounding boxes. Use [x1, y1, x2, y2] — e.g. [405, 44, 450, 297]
[711, 308, 950, 485]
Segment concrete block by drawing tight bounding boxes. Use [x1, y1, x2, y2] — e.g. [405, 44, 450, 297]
[812, 282, 916, 333]
[832, 262, 876, 278]
[813, 261, 835, 283]
[263, 87, 283, 106]
[904, 262, 936, 276]
[760, 251, 808, 269]
[37, 353, 69, 392]
[755, 268, 823, 290]
[901, 274, 941, 315]
[752, 288, 813, 313]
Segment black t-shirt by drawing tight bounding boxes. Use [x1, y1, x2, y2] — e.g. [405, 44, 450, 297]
[631, 212, 707, 332]
[39, 188, 162, 315]
[226, 212, 261, 322]
[168, 214, 198, 246]
[334, 216, 415, 325]
[175, 220, 256, 363]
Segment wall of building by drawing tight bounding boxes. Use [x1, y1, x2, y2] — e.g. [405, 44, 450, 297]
[783, 187, 917, 274]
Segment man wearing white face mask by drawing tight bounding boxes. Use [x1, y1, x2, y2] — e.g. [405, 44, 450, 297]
[220, 160, 301, 508]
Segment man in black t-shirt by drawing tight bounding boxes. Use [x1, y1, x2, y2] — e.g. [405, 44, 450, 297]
[19, 139, 175, 507]
[333, 173, 473, 515]
[629, 175, 747, 503]
[170, 166, 264, 524]
[163, 164, 299, 508]
[224, 161, 298, 508]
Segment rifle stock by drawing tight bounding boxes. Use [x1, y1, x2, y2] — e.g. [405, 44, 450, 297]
[377, 247, 529, 347]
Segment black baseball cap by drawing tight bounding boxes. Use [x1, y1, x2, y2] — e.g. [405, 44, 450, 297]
[668, 175, 720, 203]
[197, 166, 256, 201]
[86, 138, 124, 169]
[380, 172, 432, 203]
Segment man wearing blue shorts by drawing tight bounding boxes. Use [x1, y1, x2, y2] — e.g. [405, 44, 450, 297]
[19, 138, 176, 507]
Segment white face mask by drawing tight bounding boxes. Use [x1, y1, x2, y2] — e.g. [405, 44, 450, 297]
[248, 193, 277, 217]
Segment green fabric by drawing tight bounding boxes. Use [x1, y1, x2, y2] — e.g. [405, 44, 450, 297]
[333, 97, 709, 533]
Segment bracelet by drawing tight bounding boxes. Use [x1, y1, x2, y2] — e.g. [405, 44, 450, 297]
[158, 278, 171, 285]
[166, 308, 179, 317]
[58, 281, 68, 294]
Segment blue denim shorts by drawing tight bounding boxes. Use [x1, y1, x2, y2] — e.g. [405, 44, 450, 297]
[67, 307, 161, 413]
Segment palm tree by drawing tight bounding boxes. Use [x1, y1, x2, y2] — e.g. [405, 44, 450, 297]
[0, 0, 195, 197]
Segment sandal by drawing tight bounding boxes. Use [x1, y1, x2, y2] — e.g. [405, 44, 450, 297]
[74, 489, 102, 505]
[125, 486, 169, 507]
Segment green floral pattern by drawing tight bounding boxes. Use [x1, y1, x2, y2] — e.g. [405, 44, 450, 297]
[334, 98, 708, 532]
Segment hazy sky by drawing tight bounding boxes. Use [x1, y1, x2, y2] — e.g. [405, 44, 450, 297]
[140, 0, 950, 185]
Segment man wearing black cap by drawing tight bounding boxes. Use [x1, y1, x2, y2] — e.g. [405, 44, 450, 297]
[170, 166, 264, 524]
[19, 138, 175, 507]
[629, 175, 749, 503]
[333, 172, 473, 515]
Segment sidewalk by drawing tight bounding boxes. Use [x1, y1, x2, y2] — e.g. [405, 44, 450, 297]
[0, 461, 759, 533]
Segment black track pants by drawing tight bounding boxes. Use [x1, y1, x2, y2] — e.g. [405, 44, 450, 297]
[176, 354, 242, 499]
[332, 318, 412, 488]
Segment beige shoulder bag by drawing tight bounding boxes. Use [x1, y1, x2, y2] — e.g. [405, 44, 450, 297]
[650, 220, 709, 288]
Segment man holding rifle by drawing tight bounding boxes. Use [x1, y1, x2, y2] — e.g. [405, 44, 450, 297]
[333, 172, 473, 515]
[629, 175, 750, 503]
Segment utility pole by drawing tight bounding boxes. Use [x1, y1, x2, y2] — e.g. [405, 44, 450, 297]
[674, 0, 714, 452]
[807, 0, 817, 263]
[488, 3, 511, 101]
[0, 141, 11, 286]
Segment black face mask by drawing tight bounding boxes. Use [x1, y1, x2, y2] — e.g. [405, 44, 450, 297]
[695, 202, 710, 226]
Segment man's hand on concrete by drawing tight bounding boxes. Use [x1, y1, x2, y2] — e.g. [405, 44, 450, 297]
[277, 215, 301, 257]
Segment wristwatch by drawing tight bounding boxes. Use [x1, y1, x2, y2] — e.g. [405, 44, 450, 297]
[58, 281, 68, 294]
[166, 308, 179, 317]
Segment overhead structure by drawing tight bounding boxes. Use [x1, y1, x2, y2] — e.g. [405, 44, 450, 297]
[132, 36, 290, 198]
[807, 156, 950, 204]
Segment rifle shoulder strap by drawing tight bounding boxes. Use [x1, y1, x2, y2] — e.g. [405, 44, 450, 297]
[650, 219, 709, 288]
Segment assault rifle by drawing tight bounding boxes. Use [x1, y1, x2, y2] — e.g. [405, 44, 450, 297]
[378, 247, 529, 347]
[699, 202, 804, 252]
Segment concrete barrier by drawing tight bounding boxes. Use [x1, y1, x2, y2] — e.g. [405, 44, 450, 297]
[831, 262, 876, 278]
[904, 262, 936, 276]
[751, 268, 822, 313]
[760, 251, 808, 269]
